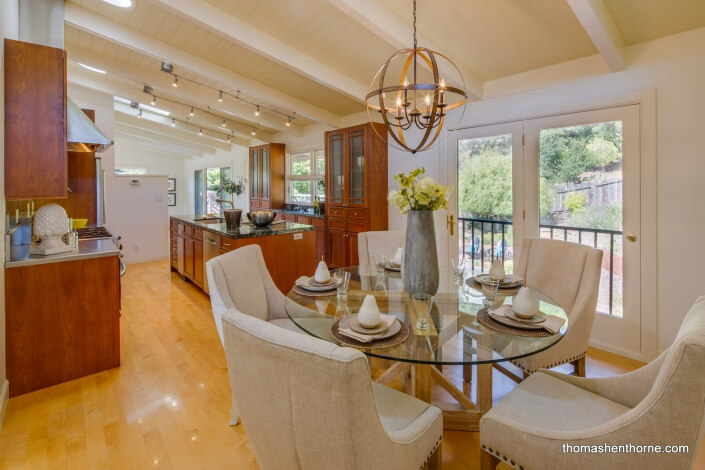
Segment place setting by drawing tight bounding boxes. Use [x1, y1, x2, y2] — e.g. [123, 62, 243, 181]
[477, 286, 566, 337]
[465, 258, 523, 293]
[292, 258, 339, 297]
[382, 247, 404, 273]
[331, 294, 409, 348]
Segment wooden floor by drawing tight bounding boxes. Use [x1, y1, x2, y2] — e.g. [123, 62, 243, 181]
[0, 260, 703, 469]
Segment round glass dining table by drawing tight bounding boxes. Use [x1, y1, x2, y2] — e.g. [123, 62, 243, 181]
[285, 265, 568, 431]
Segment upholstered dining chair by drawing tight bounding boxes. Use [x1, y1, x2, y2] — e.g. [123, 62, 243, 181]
[480, 295, 705, 470]
[357, 230, 404, 266]
[507, 237, 603, 378]
[206, 244, 305, 425]
[222, 310, 444, 470]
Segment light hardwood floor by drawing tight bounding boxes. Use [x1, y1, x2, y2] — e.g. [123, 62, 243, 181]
[0, 260, 703, 469]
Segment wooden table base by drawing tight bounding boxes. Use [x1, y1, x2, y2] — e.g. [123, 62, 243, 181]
[375, 361, 493, 432]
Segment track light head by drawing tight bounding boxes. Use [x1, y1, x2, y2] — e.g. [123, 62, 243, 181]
[160, 61, 174, 73]
[254, 105, 260, 117]
[171, 118, 176, 127]
[150, 95, 157, 106]
[221, 119, 227, 127]
[286, 116, 292, 127]
[218, 90, 223, 102]
[172, 75, 178, 87]
[199, 128, 203, 136]
[142, 84, 154, 95]
[251, 127, 256, 136]
[137, 109, 142, 118]
[189, 107, 195, 117]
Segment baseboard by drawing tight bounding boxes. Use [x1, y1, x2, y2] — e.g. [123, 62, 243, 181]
[124, 255, 168, 265]
[0, 379, 9, 432]
[588, 339, 650, 363]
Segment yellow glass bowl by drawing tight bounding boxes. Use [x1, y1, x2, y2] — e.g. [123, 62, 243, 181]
[72, 218, 88, 229]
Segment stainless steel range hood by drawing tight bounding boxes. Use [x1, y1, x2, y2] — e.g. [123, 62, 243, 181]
[67, 97, 112, 153]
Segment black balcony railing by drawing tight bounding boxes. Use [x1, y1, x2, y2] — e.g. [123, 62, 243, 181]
[458, 216, 623, 316]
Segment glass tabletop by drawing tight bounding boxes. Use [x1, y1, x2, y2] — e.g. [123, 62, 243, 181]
[285, 265, 568, 366]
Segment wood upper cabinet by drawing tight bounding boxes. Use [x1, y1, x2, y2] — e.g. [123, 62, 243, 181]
[324, 123, 388, 268]
[4, 39, 67, 199]
[249, 143, 285, 210]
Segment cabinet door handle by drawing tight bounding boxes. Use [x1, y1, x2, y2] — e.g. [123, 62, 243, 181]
[354, 212, 358, 216]
[205, 238, 217, 245]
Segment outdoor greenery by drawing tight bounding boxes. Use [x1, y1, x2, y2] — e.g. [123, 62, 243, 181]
[457, 121, 623, 231]
[388, 167, 453, 214]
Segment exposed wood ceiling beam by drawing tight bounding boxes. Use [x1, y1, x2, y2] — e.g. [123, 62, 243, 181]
[115, 122, 217, 155]
[115, 139, 197, 162]
[114, 130, 202, 158]
[115, 113, 243, 150]
[566, 0, 626, 72]
[156, 0, 367, 103]
[66, 50, 283, 139]
[327, 0, 483, 101]
[64, 3, 342, 127]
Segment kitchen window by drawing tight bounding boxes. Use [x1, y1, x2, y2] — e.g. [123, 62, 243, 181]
[287, 150, 325, 204]
[115, 166, 148, 175]
[194, 166, 231, 215]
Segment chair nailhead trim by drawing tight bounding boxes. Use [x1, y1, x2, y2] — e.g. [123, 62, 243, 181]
[512, 350, 587, 373]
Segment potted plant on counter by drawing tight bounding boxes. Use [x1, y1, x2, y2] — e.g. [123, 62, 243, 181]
[217, 176, 247, 229]
[388, 167, 452, 295]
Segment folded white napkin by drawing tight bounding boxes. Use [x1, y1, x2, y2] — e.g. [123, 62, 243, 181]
[392, 247, 403, 265]
[295, 276, 335, 289]
[490, 305, 566, 334]
[339, 314, 397, 343]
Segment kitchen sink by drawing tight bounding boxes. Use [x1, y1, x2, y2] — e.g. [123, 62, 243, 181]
[195, 217, 225, 224]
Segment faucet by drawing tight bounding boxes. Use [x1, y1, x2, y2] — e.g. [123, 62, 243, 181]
[216, 198, 234, 210]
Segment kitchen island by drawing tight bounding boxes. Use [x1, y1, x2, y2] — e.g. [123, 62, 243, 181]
[170, 216, 316, 294]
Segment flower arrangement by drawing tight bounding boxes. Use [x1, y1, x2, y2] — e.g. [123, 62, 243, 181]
[388, 167, 453, 214]
[218, 176, 247, 197]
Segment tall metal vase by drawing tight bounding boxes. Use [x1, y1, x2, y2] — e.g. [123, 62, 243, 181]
[403, 210, 439, 295]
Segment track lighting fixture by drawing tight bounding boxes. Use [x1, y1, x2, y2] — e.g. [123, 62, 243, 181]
[150, 95, 157, 106]
[227, 134, 231, 142]
[251, 127, 256, 136]
[137, 109, 142, 118]
[189, 107, 195, 117]
[218, 90, 223, 102]
[221, 119, 227, 127]
[172, 75, 178, 87]
[160, 61, 174, 74]
[199, 128, 203, 136]
[286, 117, 292, 127]
[254, 105, 260, 117]
[171, 118, 176, 127]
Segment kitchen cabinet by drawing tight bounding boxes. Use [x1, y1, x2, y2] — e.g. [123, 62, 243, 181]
[4, 39, 67, 199]
[311, 218, 326, 262]
[170, 219, 178, 269]
[5, 255, 120, 396]
[250, 143, 285, 210]
[325, 123, 388, 267]
[181, 225, 204, 289]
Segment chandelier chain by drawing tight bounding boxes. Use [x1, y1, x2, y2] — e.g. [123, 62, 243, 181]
[413, 0, 417, 50]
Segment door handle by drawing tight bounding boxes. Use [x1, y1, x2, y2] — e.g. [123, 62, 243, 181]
[447, 214, 455, 236]
[626, 234, 638, 243]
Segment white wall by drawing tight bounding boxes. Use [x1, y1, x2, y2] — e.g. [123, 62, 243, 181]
[0, 0, 20, 429]
[114, 139, 188, 216]
[184, 146, 250, 214]
[387, 27, 705, 353]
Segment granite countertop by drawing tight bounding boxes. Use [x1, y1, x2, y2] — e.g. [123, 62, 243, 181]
[272, 208, 326, 219]
[172, 215, 315, 239]
[6, 239, 120, 268]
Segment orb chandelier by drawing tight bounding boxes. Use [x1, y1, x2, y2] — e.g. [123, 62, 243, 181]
[366, 0, 467, 154]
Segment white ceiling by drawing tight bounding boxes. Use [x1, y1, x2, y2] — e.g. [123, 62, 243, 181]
[64, 0, 705, 145]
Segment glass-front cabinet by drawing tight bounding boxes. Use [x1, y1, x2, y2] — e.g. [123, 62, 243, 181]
[328, 131, 345, 206]
[347, 129, 366, 207]
[249, 143, 285, 211]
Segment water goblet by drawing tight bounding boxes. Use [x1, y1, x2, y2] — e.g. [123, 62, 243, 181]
[374, 254, 388, 276]
[451, 257, 466, 283]
[479, 277, 500, 310]
[411, 293, 435, 330]
[333, 270, 351, 300]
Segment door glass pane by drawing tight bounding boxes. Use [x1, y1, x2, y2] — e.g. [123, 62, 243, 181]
[329, 134, 344, 203]
[348, 130, 365, 203]
[250, 150, 258, 198]
[456, 134, 513, 273]
[538, 121, 623, 316]
[261, 148, 269, 198]
[206, 168, 222, 215]
[194, 169, 203, 215]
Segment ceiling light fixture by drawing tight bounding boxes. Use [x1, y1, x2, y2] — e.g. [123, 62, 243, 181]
[227, 134, 231, 142]
[189, 107, 195, 117]
[172, 75, 179, 88]
[251, 127, 257, 136]
[254, 106, 260, 117]
[285, 117, 292, 127]
[199, 128, 203, 136]
[221, 119, 227, 127]
[150, 96, 157, 106]
[218, 90, 223, 102]
[365, 0, 466, 154]
[102, 0, 133, 7]
[78, 63, 107, 74]
[137, 110, 142, 118]
[171, 119, 176, 127]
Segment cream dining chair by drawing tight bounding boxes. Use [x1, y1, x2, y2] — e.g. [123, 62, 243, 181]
[504, 237, 603, 379]
[222, 310, 444, 470]
[357, 230, 404, 266]
[480, 295, 705, 470]
[206, 244, 305, 424]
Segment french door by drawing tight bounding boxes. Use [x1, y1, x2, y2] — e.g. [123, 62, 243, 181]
[448, 105, 642, 357]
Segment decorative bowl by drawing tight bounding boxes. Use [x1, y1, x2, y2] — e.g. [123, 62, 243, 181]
[247, 211, 277, 227]
[72, 218, 88, 229]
